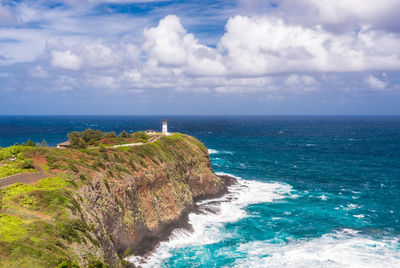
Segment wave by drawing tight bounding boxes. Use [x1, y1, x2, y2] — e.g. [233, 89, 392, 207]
[208, 149, 219, 154]
[232, 229, 400, 267]
[128, 172, 292, 267]
[208, 149, 233, 155]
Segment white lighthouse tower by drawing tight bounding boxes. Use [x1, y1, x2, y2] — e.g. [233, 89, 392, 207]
[162, 119, 168, 135]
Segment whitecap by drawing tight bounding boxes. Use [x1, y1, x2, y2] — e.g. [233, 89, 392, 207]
[345, 204, 362, 210]
[232, 230, 400, 268]
[208, 149, 219, 154]
[208, 149, 234, 155]
[128, 172, 292, 267]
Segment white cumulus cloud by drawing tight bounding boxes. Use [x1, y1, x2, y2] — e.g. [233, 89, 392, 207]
[143, 15, 226, 76]
[219, 16, 400, 75]
[51, 50, 82, 71]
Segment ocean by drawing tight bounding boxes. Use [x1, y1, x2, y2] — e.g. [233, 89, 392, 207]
[1, 115, 400, 267]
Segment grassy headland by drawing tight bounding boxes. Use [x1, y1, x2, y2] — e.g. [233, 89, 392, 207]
[0, 131, 225, 267]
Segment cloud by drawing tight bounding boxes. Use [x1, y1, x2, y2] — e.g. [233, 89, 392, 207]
[50, 40, 139, 71]
[51, 50, 82, 70]
[2, 1, 400, 98]
[143, 15, 226, 76]
[366, 75, 386, 90]
[219, 16, 400, 75]
[273, 0, 400, 32]
[7, 13, 400, 96]
[0, 1, 15, 25]
[30, 66, 49, 78]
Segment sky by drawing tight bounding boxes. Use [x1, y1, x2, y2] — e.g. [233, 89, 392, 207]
[1, 0, 400, 115]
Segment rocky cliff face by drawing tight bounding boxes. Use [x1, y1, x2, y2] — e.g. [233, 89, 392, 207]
[75, 134, 226, 266]
[0, 134, 226, 267]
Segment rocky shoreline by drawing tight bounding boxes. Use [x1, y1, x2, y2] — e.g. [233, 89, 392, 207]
[130, 174, 238, 264]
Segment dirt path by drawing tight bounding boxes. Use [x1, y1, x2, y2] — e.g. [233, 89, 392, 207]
[0, 165, 48, 188]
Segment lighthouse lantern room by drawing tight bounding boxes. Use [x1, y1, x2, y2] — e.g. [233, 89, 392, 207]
[162, 119, 168, 135]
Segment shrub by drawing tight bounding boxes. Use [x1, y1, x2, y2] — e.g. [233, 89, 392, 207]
[131, 131, 149, 142]
[26, 139, 35, 147]
[104, 131, 116, 138]
[118, 130, 129, 138]
[68, 162, 79, 173]
[88, 260, 107, 268]
[20, 159, 34, 169]
[57, 260, 80, 268]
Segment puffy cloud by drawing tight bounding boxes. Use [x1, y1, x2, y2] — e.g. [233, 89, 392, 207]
[219, 16, 400, 75]
[51, 50, 82, 70]
[143, 15, 226, 75]
[3, 12, 400, 96]
[366, 75, 386, 90]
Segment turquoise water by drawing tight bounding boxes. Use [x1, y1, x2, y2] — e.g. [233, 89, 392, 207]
[1, 116, 400, 267]
[131, 116, 400, 267]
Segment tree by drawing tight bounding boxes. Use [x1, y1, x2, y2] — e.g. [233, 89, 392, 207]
[81, 128, 104, 145]
[104, 131, 116, 138]
[40, 139, 48, 147]
[68, 132, 87, 149]
[119, 130, 129, 138]
[26, 139, 35, 147]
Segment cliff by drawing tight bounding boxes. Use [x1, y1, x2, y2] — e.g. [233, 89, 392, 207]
[0, 133, 227, 267]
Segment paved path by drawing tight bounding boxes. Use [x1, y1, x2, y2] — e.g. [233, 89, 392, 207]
[112, 135, 161, 148]
[0, 165, 48, 188]
[0, 135, 164, 188]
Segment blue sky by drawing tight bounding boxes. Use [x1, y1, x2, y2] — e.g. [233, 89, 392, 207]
[1, 0, 400, 115]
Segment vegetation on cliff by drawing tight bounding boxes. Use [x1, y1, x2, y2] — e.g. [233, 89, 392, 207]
[0, 145, 35, 178]
[67, 129, 150, 149]
[0, 132, 224, 267]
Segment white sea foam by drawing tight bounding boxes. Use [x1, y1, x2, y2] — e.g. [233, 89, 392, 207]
[232, 230, 400, 268]
[208, 149, 219, 154]
[345, 203, 362, 210]
[208, 149, 233, 155]
[128, 172, 292, 267]
[319, 195, 328, 201]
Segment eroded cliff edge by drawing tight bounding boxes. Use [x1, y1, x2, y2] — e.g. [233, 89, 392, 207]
[0, 133, 227, 267]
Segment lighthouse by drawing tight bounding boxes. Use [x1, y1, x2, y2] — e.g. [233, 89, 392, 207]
[162, 119, 168, 135]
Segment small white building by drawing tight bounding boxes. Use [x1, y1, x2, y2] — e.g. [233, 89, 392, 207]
[57, 141, 70, 148]
[162, 119, 168, 135]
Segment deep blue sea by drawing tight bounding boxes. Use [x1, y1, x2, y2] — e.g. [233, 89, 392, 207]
[1, 116, 400, 267]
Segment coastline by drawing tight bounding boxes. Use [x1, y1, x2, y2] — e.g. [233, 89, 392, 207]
[129, 174, 238, 263]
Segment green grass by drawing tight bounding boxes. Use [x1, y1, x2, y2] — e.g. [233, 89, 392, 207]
[0, 176, 90, 267]
[0, 164, 25, 178]
[0, 146, 31, 161]
[0, 214, 28, 242]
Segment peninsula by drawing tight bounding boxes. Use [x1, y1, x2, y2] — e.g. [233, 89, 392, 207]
[0, 130, 230, 267]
